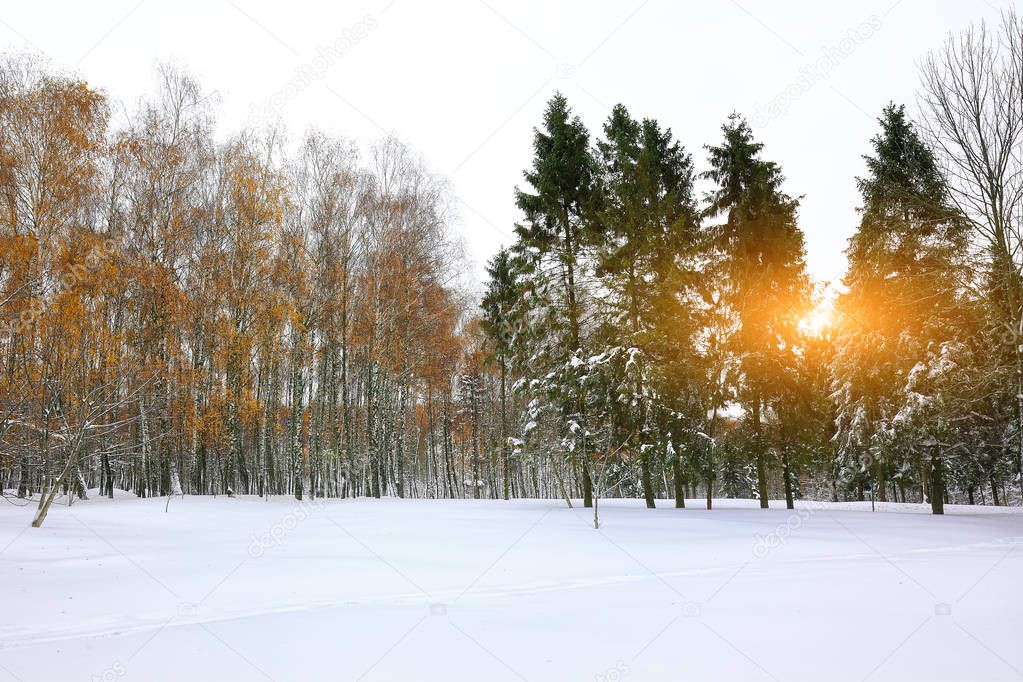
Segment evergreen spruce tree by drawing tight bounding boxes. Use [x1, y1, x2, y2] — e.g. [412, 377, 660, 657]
[514, 93, 598, 506]
[703, 113, 809, 509]
[832, 103, 967, 512]
[591, 104, 703, 508]
[481, 247, 520, 500]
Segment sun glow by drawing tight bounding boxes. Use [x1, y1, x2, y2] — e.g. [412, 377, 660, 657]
[798, 286, 838, 337]
[799, 307, 833, 337]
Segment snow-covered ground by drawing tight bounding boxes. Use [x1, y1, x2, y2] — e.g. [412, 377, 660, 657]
[1, 492, 1021, 682]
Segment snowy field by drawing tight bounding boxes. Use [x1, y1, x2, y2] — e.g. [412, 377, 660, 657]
[1, 493, 1021, 682]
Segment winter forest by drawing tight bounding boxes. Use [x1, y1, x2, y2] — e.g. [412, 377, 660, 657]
[3, 3, 1023, 682]
[2, 10, 1023, 526]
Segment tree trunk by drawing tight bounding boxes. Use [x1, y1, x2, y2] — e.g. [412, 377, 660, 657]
[1016, 327, 1023, 496]
[33, 437, 82, 528]
[101, 451, 113, 498]
[640, 452, 655, 509]
[753, 396, 768, 508]
[17, 454, 30, 498]
[500, 359, 510, 501]
[582, 466, 593, 507]
[929, 446, 944, 515]
[706, 406, 718, 510]
[781, 447, 794, 510]
[673, 454, 685, 508]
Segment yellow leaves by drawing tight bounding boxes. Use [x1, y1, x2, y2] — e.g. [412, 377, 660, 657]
[240, 389, 260, 428]
[199, 393, 228, 444]
[224, 145, 286, 234]
[0, 232, 36, 267]
[287, 305, 309, 335]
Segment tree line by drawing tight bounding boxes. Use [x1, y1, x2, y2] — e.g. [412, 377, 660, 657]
[0, 57, 503, 527]
[1, 11, 1020, 525]
[480, 10, 1022, 517]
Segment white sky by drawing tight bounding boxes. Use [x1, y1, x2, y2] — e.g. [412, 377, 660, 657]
[1, 0, 1010, 287]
